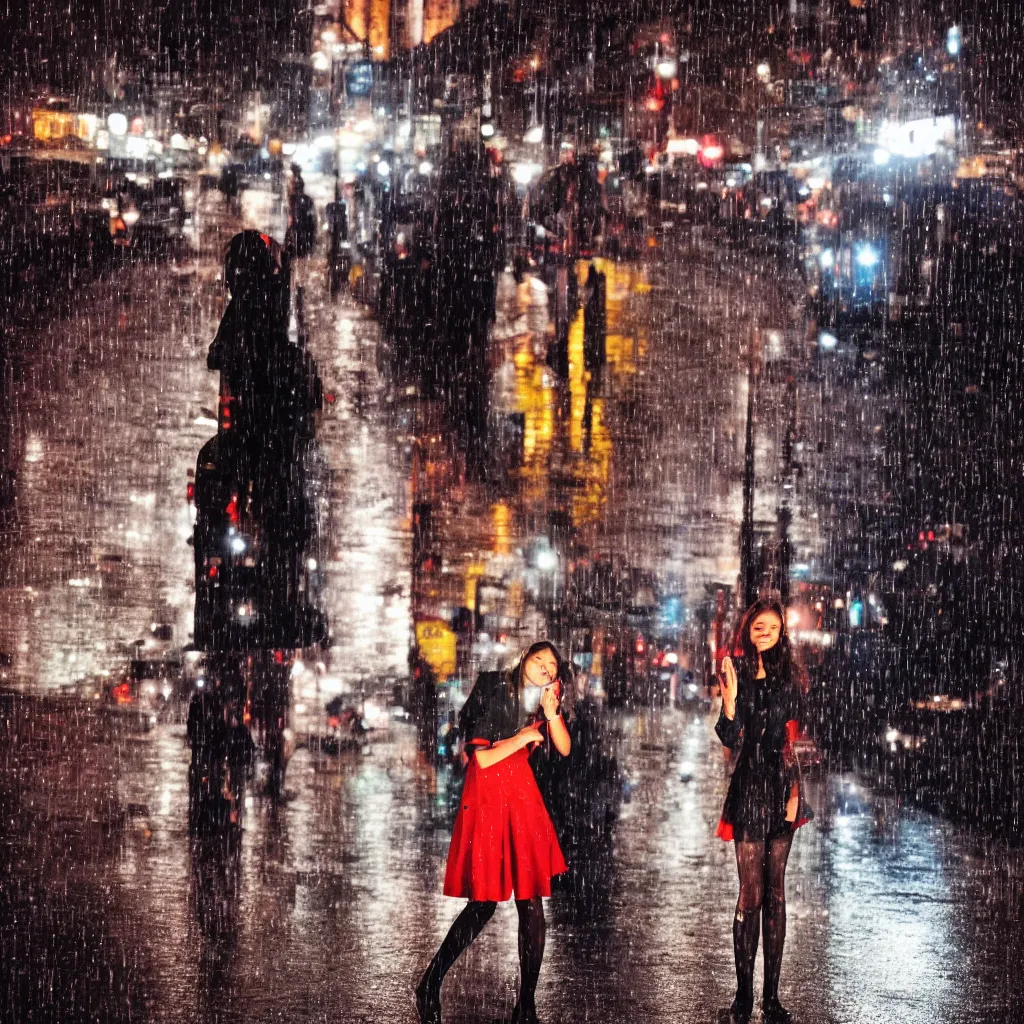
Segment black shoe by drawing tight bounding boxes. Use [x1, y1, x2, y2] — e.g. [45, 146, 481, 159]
[511, 1004, 539, 1024]
[762, 997, 793, 1024]
[729, 996, 753, 1024]
[415, 977, 441, 1024]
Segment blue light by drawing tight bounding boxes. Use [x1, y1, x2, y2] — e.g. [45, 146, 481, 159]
[855, 243, 879, 269]
[947, 25, 961, 57]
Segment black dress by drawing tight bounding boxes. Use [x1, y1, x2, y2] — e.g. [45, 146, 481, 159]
[715, 662, 808, 842]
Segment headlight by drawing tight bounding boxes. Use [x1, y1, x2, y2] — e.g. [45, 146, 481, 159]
[885, 728, 899, 743]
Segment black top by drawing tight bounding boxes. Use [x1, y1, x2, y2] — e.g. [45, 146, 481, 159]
[458, 670, 520, 746]
[715, 660, 803, 842]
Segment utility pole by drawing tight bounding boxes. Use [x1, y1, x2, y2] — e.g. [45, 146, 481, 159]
[740, 329, 758, 609]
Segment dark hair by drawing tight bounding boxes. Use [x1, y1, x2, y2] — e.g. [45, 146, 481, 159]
[732, 598, 794, 686]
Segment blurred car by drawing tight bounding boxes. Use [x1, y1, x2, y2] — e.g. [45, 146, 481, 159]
[103, 657, 184, 729]
[107, 175, 188, 255]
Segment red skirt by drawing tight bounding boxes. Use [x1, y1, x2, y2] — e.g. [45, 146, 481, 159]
[443, 747, 567, 902]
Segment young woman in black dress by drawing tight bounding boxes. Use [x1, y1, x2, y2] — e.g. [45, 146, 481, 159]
[416, 641, 572, 1024]
[716, 599, 811, 1024]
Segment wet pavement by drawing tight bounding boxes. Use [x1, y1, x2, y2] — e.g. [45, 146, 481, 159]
[0, 183, 1020, 1022]
[3, 694, 1024, 1024]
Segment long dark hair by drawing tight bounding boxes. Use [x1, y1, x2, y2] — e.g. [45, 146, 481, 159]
[732, 598, 795, 687]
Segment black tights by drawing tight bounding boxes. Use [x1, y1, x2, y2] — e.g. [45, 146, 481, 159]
[733, 833, 793, 1011]
[420, 897, 546, 1013]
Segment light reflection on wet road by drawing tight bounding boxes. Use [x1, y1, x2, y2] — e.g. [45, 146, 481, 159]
[3, 696, 1023, 1023]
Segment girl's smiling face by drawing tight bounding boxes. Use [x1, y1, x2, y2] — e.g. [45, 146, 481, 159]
[749, 610, 782, 653]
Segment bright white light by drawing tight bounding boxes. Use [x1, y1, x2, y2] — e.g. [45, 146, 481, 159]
[664, 652, 679, 665]
[418, 160, 433, 175]
[122, 209, 140, 226]
[819, 249, 835, 269]
[667, 137, 700, 156]
[524, 124, 544, 144]
[314, 134, 337, 151]
[819, 331, 839, 350]
[873, 147, 891, 166]
[306, 558, 318, 571]
[170, 133, 188, 150]
[512, 161, 543, 185]
[656, 60, 677, 79]
[282, 142, 297, 156]
[376, 160, 391, 177]
[756, 62, 771, 81]
[230, 536, 246, 554]
[480, 122, 496, 138]
[535, 548, 558, 572]
[687, 683, 698, 694]
[855, 244, 879, 268]
[312, 51, 331, 72]
[946, 25, 961, 56]
[807, 175, 826, 190]
[107, 112, 128, 136]
[877, 115, 955, 159]
[291, 660, 306, 678]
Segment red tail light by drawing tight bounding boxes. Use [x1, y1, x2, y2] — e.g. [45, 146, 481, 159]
[186, 482, 195, 502]
[226, 494, 240, 526]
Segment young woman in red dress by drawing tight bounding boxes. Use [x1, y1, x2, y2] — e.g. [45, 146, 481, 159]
[716, 599, 812, 1024]
[416, 641, 571, 1024]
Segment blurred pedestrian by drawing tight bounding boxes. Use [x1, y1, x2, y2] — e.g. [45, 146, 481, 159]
[583, 262, 607, 376]
[218, 163, 239, 209]
[716, 599, 812, 1024]
[416, 641, 572, 1024]
[325, 183, 349, 295]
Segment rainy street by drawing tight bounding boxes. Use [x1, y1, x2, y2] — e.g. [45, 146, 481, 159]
[1, 181, 1023, 1024]
[6, 3, 1024, 1023]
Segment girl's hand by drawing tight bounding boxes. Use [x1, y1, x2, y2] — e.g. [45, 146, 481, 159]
[519, 725, 544, 747]
[785, 788, 800, 824]
[539, 684, 560, 720]
[721, 656, 738, 718]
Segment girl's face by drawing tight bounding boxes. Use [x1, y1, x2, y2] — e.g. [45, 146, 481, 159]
[749, 610, 782, 653]
[522, 647, 559, 688]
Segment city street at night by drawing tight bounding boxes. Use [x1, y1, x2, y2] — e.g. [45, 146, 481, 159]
[5, 0, 1024, 1021]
